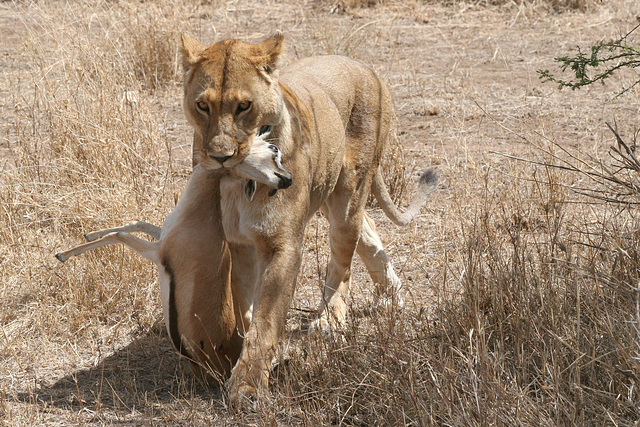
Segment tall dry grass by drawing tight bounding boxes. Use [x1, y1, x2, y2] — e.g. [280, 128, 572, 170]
[1, 0, 639, 425]
[1, 0, 190, 396]
[231, 137, 639, 425]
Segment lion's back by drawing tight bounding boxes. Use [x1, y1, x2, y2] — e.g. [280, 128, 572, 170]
[281, 55, 391, 128]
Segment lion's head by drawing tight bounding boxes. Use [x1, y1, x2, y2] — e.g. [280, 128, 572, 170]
[181, 33, 286, 178]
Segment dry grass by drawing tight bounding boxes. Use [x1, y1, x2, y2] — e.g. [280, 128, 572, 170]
[1, 0, 640, 425]
[320, 0, 593, 14]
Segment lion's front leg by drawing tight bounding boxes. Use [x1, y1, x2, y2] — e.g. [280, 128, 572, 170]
[225, 328, 273, 404]
[226, 241, 302, 404]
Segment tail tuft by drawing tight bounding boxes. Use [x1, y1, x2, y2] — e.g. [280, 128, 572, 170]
[372, 167, 438, 227]
[419, 168, 438, 186]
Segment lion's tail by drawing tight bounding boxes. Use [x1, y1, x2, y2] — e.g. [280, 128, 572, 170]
[372, 168, 438, 227]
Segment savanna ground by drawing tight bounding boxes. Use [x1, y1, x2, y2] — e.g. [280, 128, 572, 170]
[1, 0, 639, 425]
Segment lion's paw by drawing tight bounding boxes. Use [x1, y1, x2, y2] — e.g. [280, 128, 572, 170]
[372, 293, 404, 313]
[225, 362, 270, 408]
[308, 317, 331, 334]
[308, 316, 347, 343]
[226, 377, 258, 407]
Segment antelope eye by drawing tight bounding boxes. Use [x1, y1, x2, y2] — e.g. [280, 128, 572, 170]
[236, 100, 252, 115]
[196, 101, 209, 113]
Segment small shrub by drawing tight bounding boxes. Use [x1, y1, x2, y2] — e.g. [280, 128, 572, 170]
[539, 22, 640, 98]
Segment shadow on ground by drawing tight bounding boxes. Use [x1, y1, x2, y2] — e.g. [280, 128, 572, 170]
[9, 311, 323, 423]
[13, 328, 225, 421]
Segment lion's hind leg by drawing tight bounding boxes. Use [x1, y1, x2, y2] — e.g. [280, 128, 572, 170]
[314, 188, 369, 331]
[356, 213, 404, 310]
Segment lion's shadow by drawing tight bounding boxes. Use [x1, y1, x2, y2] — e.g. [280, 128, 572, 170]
[14, 325, 224, 418]
[12, 310, 318, 420]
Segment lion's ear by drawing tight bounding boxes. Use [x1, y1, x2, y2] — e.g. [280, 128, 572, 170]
[181, 33, 206, 70]
[257, 32, 284, 74]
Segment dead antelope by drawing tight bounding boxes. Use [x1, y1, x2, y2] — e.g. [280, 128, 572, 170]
[56, 141, 292, 378]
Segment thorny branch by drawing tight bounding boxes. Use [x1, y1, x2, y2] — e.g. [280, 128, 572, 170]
[538, 22, 640, 98]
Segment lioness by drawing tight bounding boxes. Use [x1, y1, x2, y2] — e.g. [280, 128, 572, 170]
[181, 33, 437, 402]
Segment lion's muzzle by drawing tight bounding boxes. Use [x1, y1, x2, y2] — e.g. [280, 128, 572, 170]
[210, 154, 233, 164]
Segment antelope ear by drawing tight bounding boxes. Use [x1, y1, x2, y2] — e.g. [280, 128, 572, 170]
[256, 32, 284, 74]
[244, 180, 257, 201]
[181, 33, 206, 70]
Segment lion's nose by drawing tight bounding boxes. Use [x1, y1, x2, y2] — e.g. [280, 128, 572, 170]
[210, 154, 232, 164]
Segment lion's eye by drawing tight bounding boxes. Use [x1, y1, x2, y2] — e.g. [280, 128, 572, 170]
[196, 101, 209, 114]
[236, 100, 252, 115]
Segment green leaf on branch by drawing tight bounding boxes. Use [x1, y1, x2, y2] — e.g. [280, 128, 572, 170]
[538, 22, 640, 98]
